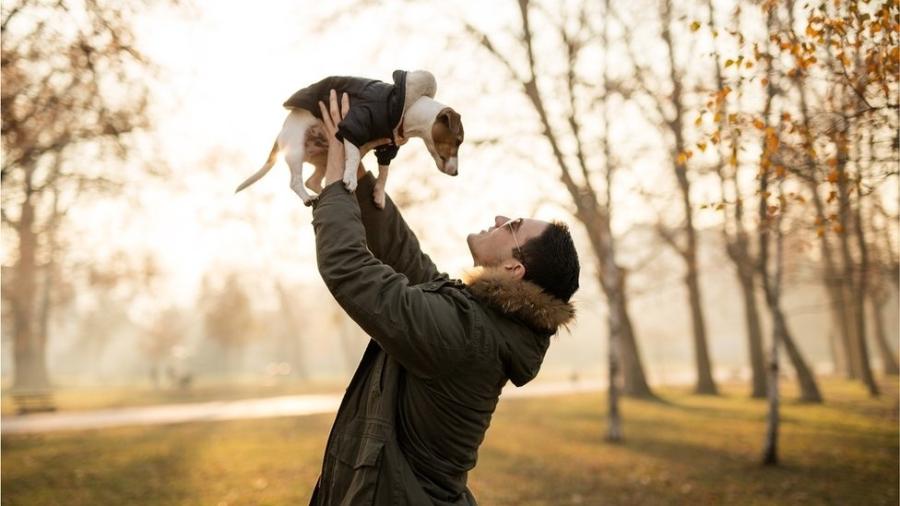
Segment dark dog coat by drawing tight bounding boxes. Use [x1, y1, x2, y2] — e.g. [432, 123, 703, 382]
[283, 70, 407, 166]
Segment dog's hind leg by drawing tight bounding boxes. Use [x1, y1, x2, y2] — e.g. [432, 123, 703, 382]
[285, 146, 314, 206]
[373, 164, 389, 209]
[342, 142, 361, 192]
[302, 123, 328, 194]
[305, 164, 325, 194]
[279, 110, 318, 205]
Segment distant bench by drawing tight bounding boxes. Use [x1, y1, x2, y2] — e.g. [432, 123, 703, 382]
[10, 389, 57, 415]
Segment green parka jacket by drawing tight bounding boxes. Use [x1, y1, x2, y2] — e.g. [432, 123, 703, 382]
[309, 173, 575, 505]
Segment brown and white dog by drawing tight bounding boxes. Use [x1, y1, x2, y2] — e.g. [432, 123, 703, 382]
[235, 70, 464, 208]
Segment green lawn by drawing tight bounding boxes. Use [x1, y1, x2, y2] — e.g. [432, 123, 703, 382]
[2, 380, 898, 505]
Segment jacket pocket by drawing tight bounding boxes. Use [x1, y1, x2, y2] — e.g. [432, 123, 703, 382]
[326, 431, 385, 505]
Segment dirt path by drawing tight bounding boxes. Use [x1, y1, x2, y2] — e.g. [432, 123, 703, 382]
[1, 379, 603, 434]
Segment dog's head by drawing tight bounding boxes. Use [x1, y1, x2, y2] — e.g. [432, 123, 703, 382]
[403, 96, 465, 176]
[427, 107, 464, 176]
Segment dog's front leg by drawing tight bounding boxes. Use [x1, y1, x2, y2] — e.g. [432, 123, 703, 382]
[342, 142, 361, 192]
[373, 164, 390, 210]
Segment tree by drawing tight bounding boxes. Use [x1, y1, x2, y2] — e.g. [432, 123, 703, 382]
[618, 0, 719, 395]
[694, 0, 824, 407]
[1, 0, 174, 389]
[773, 0, 897, 394]
[867, 197, 899, 375]
[702, 0, 767, 398]
[274, 281, 310, 379]
[141, 306, 189, 389]
[459, 0, 655, 401]
[201, 273, 259, 374]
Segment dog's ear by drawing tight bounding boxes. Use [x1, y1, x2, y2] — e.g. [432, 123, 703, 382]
[438, 109, 464, 143]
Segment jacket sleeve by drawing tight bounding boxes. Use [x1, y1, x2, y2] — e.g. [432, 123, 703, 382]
[312, 181, 472, 379]
[354, 171, 441, 285]
[335, 106, 371, 147]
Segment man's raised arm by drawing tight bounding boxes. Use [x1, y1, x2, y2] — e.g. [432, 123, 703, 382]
[352, 168, 442, 286]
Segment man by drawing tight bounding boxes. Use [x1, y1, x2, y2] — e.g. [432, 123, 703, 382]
[309, 91, 580, 505]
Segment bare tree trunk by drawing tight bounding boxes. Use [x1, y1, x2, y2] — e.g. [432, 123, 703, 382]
[776, 308, 823, 402]
[762, 313, 780, 465]
[659, 0, 716, 395]
[849, 164, 878, 395]
[602, 0, 623, 441]
[870, 294, 900, 375]
[274, 282, 309, 380]
[616, 287, 653, 397]
[582, 213, 653, 398]
[759, 146, 782, 465]
[706, 0, 767, 398]
[606, 283, 623, 441]
[11, 168, 50, 390]
[836, 132, 878, 395]
[808, 180, 856, 378]
[736, 267, 767, 397]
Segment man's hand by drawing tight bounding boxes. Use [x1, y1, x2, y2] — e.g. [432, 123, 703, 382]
[318, 90, 394, 187]
[318, 89, 350, 187]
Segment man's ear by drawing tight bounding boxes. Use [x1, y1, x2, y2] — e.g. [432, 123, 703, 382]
[503, 259, 526, 281]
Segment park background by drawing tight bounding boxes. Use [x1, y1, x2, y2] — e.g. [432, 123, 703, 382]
[1, 0, 898, 504]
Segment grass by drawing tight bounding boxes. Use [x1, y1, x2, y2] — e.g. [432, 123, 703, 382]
[2, 379, 897, 505]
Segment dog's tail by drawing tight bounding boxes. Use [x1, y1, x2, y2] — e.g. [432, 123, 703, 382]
[235, 140, 280, 193]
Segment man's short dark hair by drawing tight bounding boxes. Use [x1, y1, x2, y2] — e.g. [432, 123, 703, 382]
[514, 221, 580, 302]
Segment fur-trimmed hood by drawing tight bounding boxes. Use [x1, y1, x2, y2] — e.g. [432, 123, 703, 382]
[462, 267, 575, 387]
[463, 266, 576, 334]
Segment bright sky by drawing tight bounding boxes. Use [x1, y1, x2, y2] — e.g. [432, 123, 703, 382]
[10, 0, 896, 381]
[54, 0, 818, 305]
[56, 0, 897, 313]
[103, 0, 602, 308]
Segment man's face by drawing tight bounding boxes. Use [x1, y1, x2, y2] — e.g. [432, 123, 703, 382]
[467, 215, 549, 275]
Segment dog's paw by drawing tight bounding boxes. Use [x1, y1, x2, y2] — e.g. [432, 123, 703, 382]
[302, 195, 318, 207]
[290, 181, 315, 204]
[343, 173, 358, 193]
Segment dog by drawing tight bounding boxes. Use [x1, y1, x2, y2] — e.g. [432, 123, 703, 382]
[235, 70, 464, 208]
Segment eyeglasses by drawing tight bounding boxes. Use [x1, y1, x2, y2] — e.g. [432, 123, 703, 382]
[503, 218, 524, 255]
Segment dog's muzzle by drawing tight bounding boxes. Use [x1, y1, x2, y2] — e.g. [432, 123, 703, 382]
[442, 157, 458, 176]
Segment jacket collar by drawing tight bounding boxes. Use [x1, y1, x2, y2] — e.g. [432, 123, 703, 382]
[462, 266, 576, 335]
